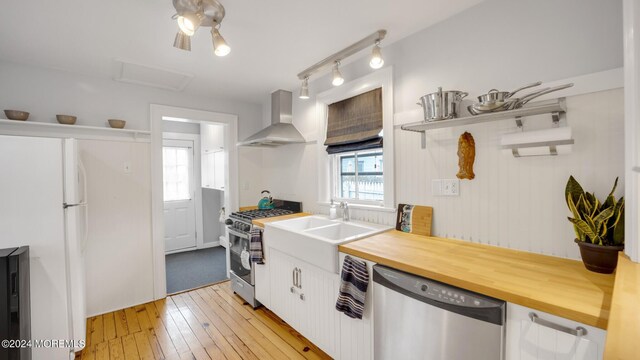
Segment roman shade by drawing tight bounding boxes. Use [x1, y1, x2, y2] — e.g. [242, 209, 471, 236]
[325, 88, 383, 154]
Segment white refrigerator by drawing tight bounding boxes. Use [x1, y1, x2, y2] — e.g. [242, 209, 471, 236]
[0, 135, 87, 360]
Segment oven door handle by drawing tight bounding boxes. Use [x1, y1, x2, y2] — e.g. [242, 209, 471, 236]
[228, 228, 250, 240]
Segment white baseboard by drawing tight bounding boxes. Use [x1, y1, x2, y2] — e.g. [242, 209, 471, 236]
[200, 241, 221, 249]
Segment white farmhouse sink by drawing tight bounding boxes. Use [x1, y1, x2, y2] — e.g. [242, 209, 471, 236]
[274, 216, 335, 231]
[305, 222, 374, 241]
[265, 216, 391, 273]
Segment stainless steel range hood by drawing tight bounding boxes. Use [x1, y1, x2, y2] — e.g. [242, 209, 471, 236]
[238, 90, 306, 147]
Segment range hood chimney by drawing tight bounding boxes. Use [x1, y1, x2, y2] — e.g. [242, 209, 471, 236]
[238, 90, 306, 147]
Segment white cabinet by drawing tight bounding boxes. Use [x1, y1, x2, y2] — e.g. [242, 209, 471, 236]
[202, 151, 225, 190]
[200, 123, 225, 190]
[337, 253, 375, 360]
[201, 123, 224, 153]
[268, 248, 340, 358]
[506, 303, 606, 360]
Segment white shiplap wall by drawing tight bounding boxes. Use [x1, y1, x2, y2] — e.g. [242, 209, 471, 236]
[393, 89, 624, 260]
[262, 89, 624, 260]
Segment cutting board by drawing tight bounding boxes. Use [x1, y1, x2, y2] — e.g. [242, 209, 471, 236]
[395, 204, 433, 236]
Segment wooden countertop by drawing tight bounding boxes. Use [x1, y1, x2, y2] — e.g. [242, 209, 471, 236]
[339, 230, 614, 329]
[604, 253, 640, 359]
[252, 212, 311, 228]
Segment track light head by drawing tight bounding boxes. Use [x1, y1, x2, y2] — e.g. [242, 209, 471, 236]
[177, 12, 201, 36]
[299, 77, 310, 99]
[332, 62, 344, 86]
[173, 29, 191, 51]
[369, 41, 384, 69]
[211, 28, 231, 56]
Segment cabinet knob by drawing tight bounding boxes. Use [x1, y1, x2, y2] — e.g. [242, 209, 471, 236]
[290, 286, 295, 293]
[299, 293, 305, 301]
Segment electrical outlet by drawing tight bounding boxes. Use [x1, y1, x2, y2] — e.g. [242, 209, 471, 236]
[443, 179, 460, 196]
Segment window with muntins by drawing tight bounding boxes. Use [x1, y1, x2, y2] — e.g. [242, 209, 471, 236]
[163, 146, 192, 201]
[335, 150, 384, 201]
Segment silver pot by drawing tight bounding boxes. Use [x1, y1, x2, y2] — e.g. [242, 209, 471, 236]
[418, 87, 468, 121]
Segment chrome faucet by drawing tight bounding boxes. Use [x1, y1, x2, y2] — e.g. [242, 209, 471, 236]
[340, 201, 350, 221]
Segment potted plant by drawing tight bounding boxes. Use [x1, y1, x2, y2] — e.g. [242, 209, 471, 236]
[565, 176, 624, 274]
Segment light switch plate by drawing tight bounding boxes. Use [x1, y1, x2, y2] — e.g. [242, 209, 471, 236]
[123, 161, 132, 174]
[433, 179, 459, 196]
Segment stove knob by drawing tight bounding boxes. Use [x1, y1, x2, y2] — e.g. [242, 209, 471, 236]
[244, 224, 252, 232]
[225, 219, 233, 226]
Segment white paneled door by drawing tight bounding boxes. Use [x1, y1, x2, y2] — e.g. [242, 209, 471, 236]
[163, 139, 197, 252]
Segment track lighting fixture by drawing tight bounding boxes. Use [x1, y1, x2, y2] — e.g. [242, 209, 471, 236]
[173, 29, 192, 51]
[369, 40, 384, 69]
[177, 12, 201, 36]
[299, 77, 310, 99]
[211, 28, 231, 56]
[171, 0, 230, 57]
[296, 30, 387, 97]
[332, 62, 344, 87]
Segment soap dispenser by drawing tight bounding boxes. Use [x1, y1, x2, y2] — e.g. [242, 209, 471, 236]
[329, 199, 338, 220]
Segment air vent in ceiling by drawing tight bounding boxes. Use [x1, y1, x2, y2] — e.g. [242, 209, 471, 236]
[112, 59, 193, 91]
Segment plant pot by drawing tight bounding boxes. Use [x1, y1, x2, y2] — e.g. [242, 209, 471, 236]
[574, 239, 623, 274]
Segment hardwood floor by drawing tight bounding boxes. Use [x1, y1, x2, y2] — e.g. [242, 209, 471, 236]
[77, 281, 332, 360]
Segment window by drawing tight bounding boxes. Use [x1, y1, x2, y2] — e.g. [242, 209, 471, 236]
[317, 68, 394, 209]
[334, 150, 384, 202]
[163, 146, 192, 201]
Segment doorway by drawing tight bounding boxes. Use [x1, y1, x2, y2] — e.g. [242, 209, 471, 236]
[162, 138, 197, 253]
[162, 121, 229, 294]
[150, 105, 239, 299]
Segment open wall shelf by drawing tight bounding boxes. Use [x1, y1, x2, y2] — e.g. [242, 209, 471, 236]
[401, 98, 567, 148]
[0, 119, 151, 142]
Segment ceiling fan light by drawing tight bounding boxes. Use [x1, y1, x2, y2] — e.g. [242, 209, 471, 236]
[177, 12, 200, 36]
[173, 30, 191, 51]
[332, 62, 344, 86]
[211, 28, 231, 56]
[369, 43, 384, 69]
[299, 78, 310, 99]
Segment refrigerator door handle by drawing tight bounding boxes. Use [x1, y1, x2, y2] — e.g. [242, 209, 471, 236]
[63, 202, 88, 209]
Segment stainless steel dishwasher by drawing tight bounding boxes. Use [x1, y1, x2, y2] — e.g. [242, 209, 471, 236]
[373, 265, 506, 360]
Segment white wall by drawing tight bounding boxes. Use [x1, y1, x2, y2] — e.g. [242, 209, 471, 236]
[0, 60, 264, 315]
[79, 140, 153, 316]
[254, 0, 625, 259]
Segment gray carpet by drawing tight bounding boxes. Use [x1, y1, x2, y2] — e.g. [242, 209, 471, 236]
[165, 247, 228, 294]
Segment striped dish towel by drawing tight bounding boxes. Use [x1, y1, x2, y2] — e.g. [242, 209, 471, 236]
[335, 255, 369, 319]
[249, 228, 264, 264]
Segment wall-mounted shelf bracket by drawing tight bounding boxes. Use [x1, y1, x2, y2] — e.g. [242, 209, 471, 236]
[402, 98, 567, 149]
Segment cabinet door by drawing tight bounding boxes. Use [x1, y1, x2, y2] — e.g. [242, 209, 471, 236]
[506, 303, 606, 360]
[337, 252, 375, 360]
[297, 262, 340, 358]
[269, 249, 298, 326]
[201, 152, 214, 189]
[213, 151, 225, 190]
[201, 123, 224, 153]
[254, 233, 270, 307]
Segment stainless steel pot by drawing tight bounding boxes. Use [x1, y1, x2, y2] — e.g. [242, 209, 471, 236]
[476, 81, 542, 105]
[418, 87, 468, 121]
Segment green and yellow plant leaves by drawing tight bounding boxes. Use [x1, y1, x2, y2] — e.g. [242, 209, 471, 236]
[565, 176, 624, 246]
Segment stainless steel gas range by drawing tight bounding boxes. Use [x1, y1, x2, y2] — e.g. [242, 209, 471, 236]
[225, 200, 302, 308]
